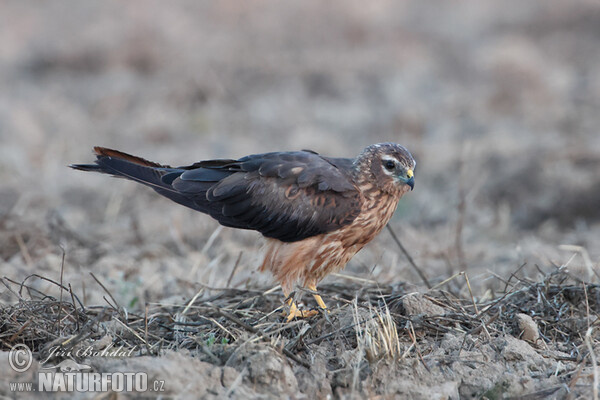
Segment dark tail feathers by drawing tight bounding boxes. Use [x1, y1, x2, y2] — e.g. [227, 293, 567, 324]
[69, 147, 221, 214]
[69, 147, 175, 191]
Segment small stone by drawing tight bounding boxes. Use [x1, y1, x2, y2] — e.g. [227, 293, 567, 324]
[516, 313, 540, 345]
[402, 293, 445, 317]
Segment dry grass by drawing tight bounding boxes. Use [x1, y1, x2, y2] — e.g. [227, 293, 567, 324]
[1, 263, 599, 370]
[353, 298, 401, 363]
[1, 253, 600, 397]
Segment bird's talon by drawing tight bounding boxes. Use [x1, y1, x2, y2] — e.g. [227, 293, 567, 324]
[285, 302, 320, 322]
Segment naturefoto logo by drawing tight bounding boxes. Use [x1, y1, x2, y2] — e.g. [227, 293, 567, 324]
[7, 344, 165, 394]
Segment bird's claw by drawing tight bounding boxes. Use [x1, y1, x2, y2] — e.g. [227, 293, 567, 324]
[285, 307, 320, 322]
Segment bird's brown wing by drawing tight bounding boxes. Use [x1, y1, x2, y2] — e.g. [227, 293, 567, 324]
[72, 148, 363, 242]
[171, 151, 363, 242]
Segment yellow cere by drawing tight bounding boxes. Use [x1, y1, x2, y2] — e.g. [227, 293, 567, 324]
[407, 169, 414, 179]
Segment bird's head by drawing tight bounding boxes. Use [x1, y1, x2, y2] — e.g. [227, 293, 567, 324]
[355, 143, 416, 194]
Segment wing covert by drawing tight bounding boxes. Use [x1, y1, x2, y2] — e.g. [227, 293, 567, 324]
[172, 151, 362, 242]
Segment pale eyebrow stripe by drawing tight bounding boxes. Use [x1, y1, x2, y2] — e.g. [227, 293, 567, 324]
[381, 155, 400, 163]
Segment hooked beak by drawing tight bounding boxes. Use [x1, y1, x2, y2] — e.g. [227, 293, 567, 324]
[406, 169, 414, 190]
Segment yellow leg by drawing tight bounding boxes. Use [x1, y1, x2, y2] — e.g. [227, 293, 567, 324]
[307, 283, 327, 310]
[285, 298, 318, 322]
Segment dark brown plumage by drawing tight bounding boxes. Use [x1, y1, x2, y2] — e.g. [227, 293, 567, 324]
[71, 143, 416, 320]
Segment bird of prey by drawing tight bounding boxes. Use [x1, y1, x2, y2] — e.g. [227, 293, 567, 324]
[71, 143, 415, 320]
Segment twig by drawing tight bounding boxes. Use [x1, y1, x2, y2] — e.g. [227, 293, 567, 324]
[113, 317, 150, 347]
[57, 247, 66, 332]
[15, 232, 33, 268]
[463, 272, 479, 315]
[89, 272, 121, 314]
[144, 305, 152, 356]
[225, 367, 247, 397]
[181, 289, 204, 316]
[8, 319, 32, 343]
[197, 315, 237, 341]
[10, 274, 85, 308]
[60, 309, 108, 349]
[201, 226, 223, 254]
[583, 282, 591, 331]
[1, 277, 24, 301]
[262, 285, 281, 296]
[386, 225, 431, 289]
[68, 284, 80, 332]
[285, 324, 311, 353]
[215, 308, 311, 368]
[305, 319, 369, 346]
[455, 144, 468, 270]
[560, 245, 600, 282]
[331, 273, 378, 285]
[504, 262, 528, 293]
[227, 251, 243, 287]
[407, 321, 430, 372]
[430, 271, 463, 291]
[585, 327, 599, 400]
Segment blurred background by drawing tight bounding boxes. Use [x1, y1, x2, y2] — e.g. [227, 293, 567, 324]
[1, 0, 599, 307]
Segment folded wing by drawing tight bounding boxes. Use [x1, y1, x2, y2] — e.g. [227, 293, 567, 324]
[71, 147, 362, 242]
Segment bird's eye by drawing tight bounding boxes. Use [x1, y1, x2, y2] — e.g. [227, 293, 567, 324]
[383, 160, 395, 171]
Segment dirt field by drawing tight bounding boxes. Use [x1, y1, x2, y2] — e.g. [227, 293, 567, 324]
[1, 1, 600, 398]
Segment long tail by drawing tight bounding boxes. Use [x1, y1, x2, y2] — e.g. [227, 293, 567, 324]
[70, 146, 177, 189]
[69, 147, 208, 211]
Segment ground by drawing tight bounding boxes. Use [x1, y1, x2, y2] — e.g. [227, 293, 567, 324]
[1, 0, 600, 398]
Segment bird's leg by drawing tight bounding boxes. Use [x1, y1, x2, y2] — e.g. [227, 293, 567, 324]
[285, 297, 318, 322]
[307, 283, 328, 311]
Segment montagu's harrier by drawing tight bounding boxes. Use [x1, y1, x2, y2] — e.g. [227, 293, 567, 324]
[71, 143, 415, 320]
